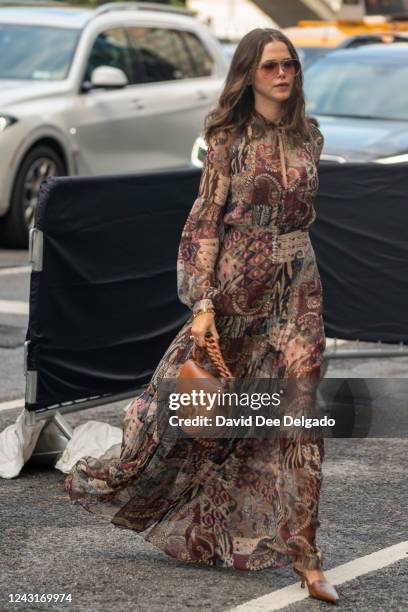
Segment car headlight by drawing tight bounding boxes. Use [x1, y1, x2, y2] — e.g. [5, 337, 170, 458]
[191, 134, 208, 169]
[0, 115, 18, 132]
[374, 152, 408, 164]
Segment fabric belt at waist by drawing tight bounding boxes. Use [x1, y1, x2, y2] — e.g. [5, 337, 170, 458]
[270, 228, 310, 263]
[226, 226, 311, 263]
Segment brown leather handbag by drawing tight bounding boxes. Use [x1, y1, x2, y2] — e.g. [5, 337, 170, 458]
[175, 331, 234, 435]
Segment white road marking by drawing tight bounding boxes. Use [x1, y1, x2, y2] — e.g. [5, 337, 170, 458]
[0, 265, 31, 276]
[0, 398, 25, 413]
[0, 299, 29, 315]
[226, 541, 408, 612]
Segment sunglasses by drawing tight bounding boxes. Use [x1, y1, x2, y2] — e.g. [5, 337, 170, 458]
[259, 59, 301, 77]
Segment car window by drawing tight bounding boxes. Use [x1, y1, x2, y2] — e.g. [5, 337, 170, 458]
[84, 28, 133, 83]
[0, 23, 79, 80]
[297, 47, 331, 67]
[304, 55, 408, 121]
[126, 27, 196, 82]
[180, 31, 214, 77]
[364, 0, 407, 16]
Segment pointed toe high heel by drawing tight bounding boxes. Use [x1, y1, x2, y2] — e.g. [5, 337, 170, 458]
[293, 565, 339, 604]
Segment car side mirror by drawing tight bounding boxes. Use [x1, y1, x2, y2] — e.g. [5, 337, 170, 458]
[89, 66, 128, 89]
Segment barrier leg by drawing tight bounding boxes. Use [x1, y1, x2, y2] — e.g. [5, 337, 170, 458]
[26, 410, 73, 467]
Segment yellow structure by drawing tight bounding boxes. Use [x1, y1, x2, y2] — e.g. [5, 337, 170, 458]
[283, 0, 408, 53]
[284, 17, 408, 50]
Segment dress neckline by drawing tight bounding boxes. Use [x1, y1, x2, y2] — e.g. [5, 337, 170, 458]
[250, 108, 285, 128]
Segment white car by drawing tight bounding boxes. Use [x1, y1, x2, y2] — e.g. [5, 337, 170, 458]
[0, 2, 228, 246]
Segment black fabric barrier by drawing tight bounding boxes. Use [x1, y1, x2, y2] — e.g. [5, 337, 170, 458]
[310, 163, 408, 344]
[25, 163, 408, 412]
[26, 169, 199, 412]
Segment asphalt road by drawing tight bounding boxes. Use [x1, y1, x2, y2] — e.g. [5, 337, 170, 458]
[0, 247, 407, 612]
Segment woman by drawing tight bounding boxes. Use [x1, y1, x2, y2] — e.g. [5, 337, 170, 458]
[64, 28, 338, 603]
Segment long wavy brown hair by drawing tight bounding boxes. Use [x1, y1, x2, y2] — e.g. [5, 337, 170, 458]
[204, 28, 318, 146]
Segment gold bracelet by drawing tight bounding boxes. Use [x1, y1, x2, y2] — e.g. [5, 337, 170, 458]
[192, 308, 215, 319]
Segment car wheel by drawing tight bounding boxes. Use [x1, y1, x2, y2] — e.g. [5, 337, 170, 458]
[0, 145, 66, 248]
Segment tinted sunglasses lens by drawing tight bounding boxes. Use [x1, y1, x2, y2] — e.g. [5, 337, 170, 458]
[261, 62, 279, 74]
[283, 60, 300, 74]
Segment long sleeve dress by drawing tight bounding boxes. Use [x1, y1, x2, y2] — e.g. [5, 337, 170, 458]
[64, 108, 326, 572]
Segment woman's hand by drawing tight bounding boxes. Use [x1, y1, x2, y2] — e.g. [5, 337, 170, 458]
[191, 312, 219, 347]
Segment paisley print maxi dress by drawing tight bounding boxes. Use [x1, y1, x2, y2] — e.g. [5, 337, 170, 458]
[64, 108, 326, 572]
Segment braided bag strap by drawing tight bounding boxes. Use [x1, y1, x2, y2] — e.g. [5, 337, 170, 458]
[192, 333, 233, 379]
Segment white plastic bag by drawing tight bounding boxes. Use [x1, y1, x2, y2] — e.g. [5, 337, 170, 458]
[0, 408, 46, 479]
[55, 420, 122, 473]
